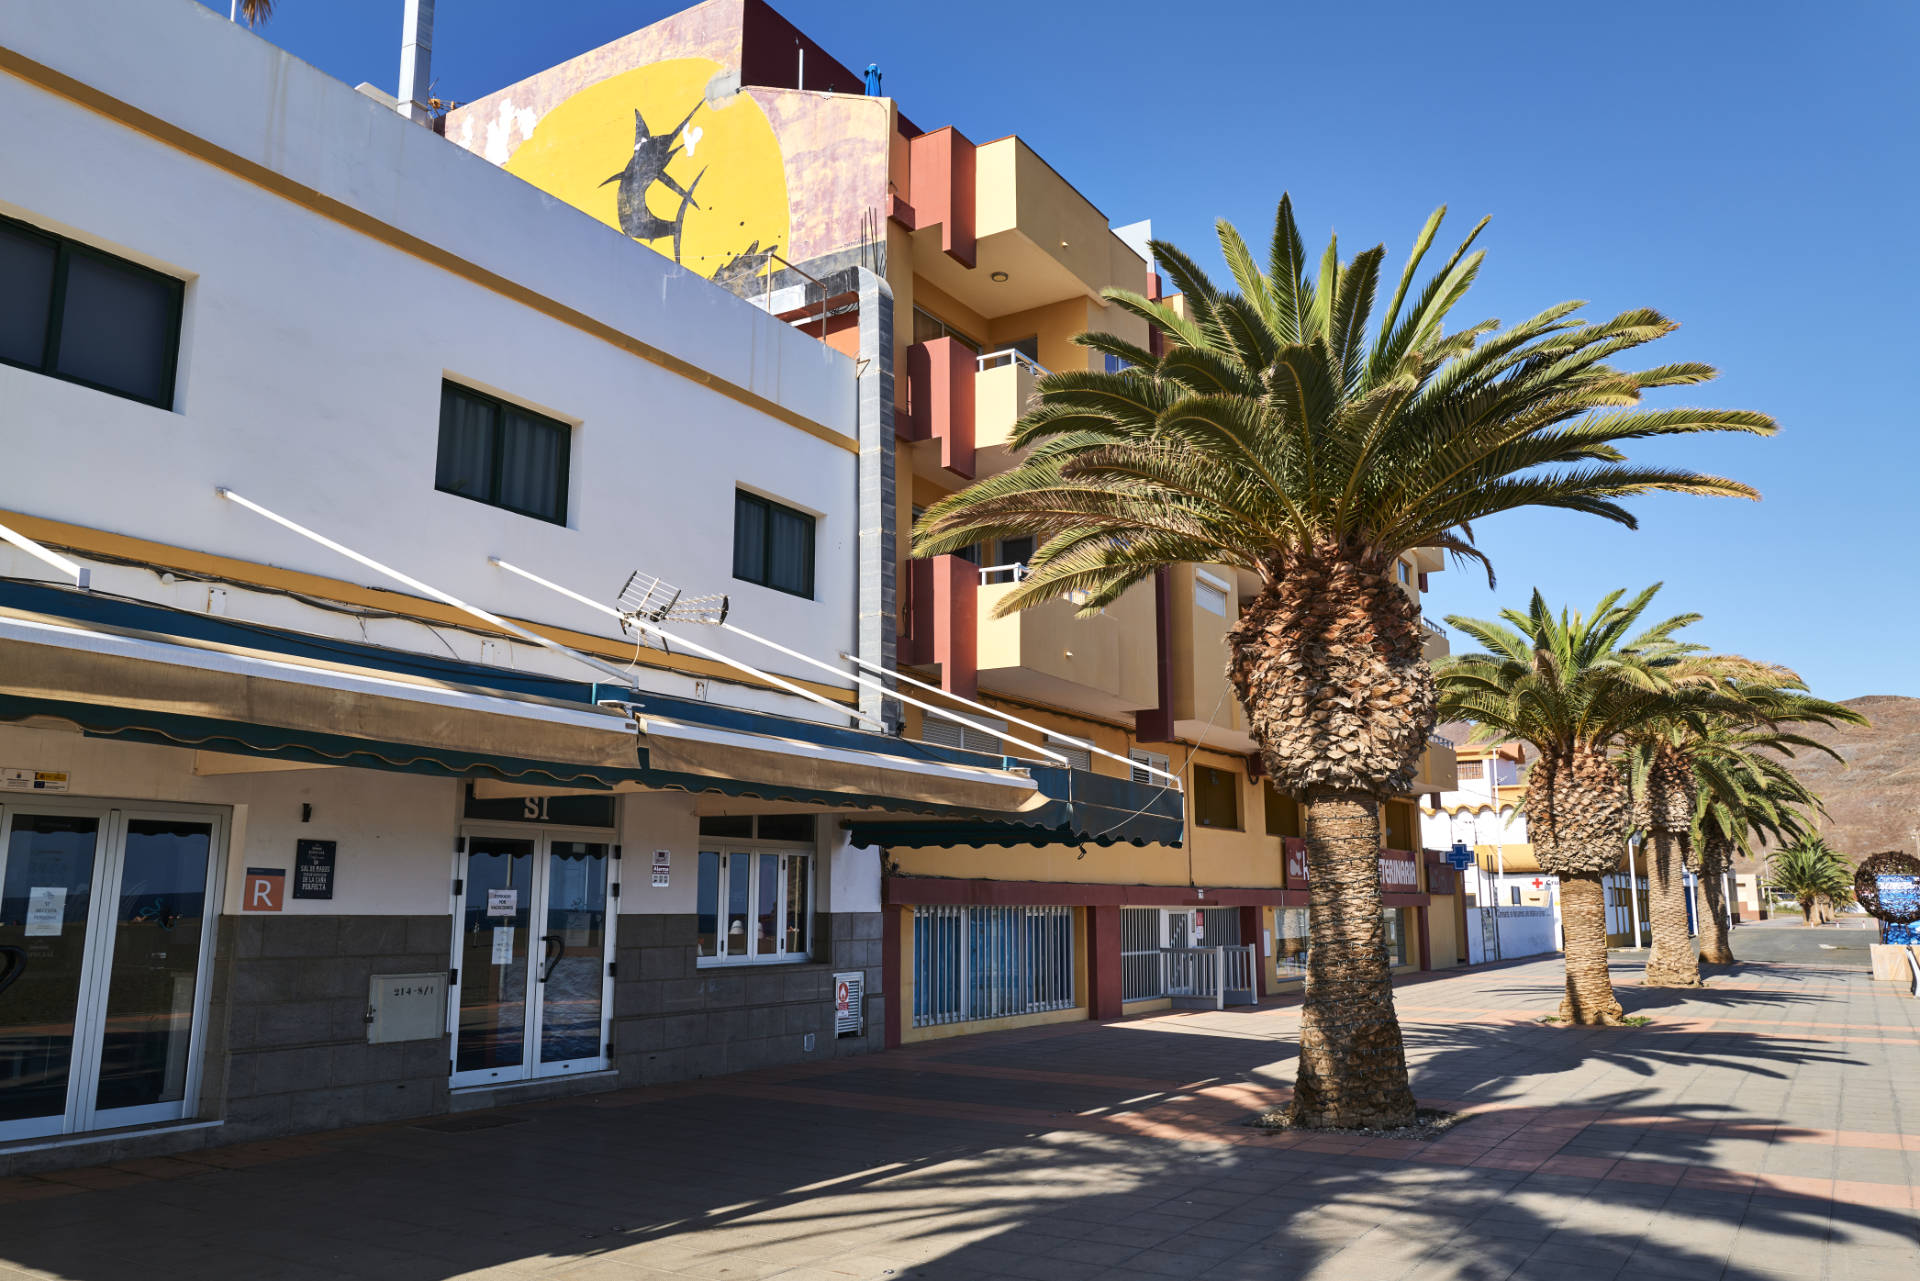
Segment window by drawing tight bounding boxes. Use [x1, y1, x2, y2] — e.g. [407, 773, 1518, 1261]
[995, 536, 1035, 567]
[733, 490, 816, 598]
[1192, 765, 1241, 830]
[1264, 785, 1303, 838]
[1457, 760, 1485, 781]
[1194, 571, 1230, 617]
[1120, 907, 1163, 1001]
[911, 307, 980, 354]
[921, 717, 1004, 755]
[696, 840, 812, 965]
[1383, 908, 1410, 966]
[912, 905, 1074, 1027]
[1048, 740, 1092, 771]
[1510, 886, 1522, 906]
[0, 214, 183, 408]
[435, 382, 571, 524]
[1103, 352, 1131, 374]
[1397, 561, 1412, 584]
[1129, 749, 1170, 785]
[1275, 908, 1310, 979]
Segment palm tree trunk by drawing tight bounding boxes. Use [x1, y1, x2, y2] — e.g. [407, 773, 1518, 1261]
[1558, 871, 1623, 1024]
[1698, 866, 1734, 964]
[1643, 831, 1702, 986]
[1291, 791, 1417, 1129]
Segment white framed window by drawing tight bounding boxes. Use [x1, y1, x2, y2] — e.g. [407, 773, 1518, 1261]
[911, 905, 1074, 1027]
[920, 716, 1005, 756]
[696, 842, 812, 965]
[1194, 570, 1231, 617]
[1129, 748, 1171, 785]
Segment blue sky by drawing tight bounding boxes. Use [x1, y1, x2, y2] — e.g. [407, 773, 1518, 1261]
[207, 0, 1917, 699]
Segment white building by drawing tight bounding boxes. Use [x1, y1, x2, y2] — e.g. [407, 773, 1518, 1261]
[0, 0, 1174, 1172]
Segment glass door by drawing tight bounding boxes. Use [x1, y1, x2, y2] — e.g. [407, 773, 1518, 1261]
[0, 804, 221, 1142]
[451, 831, 613, 1088]
[0, 811, 104, 1141]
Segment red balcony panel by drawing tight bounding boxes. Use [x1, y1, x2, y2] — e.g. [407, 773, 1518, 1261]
[898, 555, 977, 698]
[905, 337, 975, 477]
[906, 126, 976, 268]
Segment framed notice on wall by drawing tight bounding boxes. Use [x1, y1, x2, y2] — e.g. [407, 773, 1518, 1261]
[293, 839, 336, 900]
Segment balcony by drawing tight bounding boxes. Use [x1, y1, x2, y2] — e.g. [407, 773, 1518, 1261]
[974, 349, 1044, 476]
[975, 575, 1157, 718]
[1420, 617, 1450, 661]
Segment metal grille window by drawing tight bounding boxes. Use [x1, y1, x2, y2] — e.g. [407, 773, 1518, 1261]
[1120, 907, 1163, 1001]
[911, 905, 1075, 1027]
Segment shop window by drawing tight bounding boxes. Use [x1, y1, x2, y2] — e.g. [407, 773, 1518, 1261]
[0, 213, 184, 409]
[733, 490, 816, 598]
[696, 847, 811, 964]
[1263, 785, 1303, 838]
[1275, 907, 1310, 979]
[436, 382, 571, 524]
[1192, 765, 1241, 830]
[697, 815, 813, 842]
[1382, 908, 1410, 967]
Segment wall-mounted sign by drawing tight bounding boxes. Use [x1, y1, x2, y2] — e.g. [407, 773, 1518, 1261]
[1427, 863, 1456, 896]
[1380, 850, 1420, 892]
[486, 889, 518, 917]
[652, 849, 671, 888]
[462, 785, 615, 829]
[2, 767, 68, 793]
[293, 839, 336, 900]
[491, 926, 515, 965]
[243, 867, 285, 912]
[834, 971, 864, 1036]
[1284, 841, 1309, 887]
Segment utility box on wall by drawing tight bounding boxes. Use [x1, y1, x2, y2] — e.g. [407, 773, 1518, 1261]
[833, 971, 864, 1037]
[367, 973, 447, 1043]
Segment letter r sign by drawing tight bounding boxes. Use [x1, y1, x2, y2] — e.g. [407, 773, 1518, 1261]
[244, 867, 285, 912]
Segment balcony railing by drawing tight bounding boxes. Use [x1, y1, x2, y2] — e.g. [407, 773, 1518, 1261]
[1429, 733, 1456, 749]
[978, 562, 1029, 585]
[977, 348, 1050, 377]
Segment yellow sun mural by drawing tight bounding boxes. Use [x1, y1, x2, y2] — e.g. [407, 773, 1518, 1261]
[504, 57, 791, 284]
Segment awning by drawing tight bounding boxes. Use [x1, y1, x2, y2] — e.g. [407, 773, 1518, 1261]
[843, 765, 1185, 849]
[0, 579, 1183, 843]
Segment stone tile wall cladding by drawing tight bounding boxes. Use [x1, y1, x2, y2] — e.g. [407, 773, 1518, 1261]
[218, 914, 455, 1140]
[613, 911, 886, 1085]
[0, 911, 884, 1176]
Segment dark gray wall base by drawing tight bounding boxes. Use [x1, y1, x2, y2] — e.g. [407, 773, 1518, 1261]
[612, 911, 885, 1086]
[216, 914, 454, 1141]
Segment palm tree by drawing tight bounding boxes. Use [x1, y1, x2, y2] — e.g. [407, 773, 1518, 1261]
[1436, 588, 1742, 1023]
[1692, 749, 1821, 962]
[237, 0, 273, 24]
[1765, 836, 1854, 925]
[1624, 675, 1862, 986]
[913, 196, 1773, 1126]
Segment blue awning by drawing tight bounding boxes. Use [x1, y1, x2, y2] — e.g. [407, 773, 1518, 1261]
[0, 580, 1185, 847]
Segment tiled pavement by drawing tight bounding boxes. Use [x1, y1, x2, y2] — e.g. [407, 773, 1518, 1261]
[0, 951, 1915, 1280]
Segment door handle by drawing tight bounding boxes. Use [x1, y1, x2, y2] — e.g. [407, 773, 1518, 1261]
[540, 934, 563, 983]
[0, 946, 25, 1001]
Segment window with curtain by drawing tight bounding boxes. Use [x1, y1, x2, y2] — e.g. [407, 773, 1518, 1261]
[0, 213, 183, 409]
[733, 491, 815, 598]
[434, 382, 570, 524]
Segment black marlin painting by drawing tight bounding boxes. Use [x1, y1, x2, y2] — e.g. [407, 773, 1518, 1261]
[600, 102, 705, 261]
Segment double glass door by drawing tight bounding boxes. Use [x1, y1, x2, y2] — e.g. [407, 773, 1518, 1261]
[0, 803, 221, 1141]
[450, 830, 614, 1088]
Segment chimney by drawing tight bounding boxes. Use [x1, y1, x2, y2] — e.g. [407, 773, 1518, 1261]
[397, 0, 434, 125]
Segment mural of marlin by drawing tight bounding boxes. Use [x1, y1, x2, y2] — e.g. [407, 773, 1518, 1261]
[599, 102, 704, 256]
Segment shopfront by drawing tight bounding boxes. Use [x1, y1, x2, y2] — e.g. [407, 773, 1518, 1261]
[0, 799, 224, 1142]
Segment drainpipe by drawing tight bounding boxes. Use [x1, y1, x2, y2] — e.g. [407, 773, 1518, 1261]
[397, 0, 434, 125]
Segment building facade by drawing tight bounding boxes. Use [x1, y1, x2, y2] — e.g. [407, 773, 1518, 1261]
[444, 0, 1464, 1045]
[0, 0, 1176, 1173]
